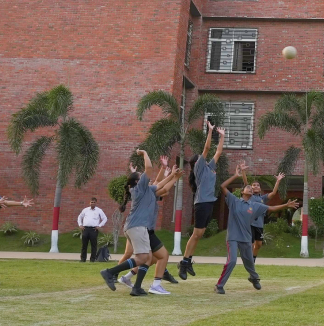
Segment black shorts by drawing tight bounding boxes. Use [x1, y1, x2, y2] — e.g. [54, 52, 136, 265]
[251, 226, 264, 243]
[194, 202, 214, 229]
[148, 229, 163, 253]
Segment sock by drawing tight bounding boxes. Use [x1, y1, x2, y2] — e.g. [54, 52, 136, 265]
[153, 277, 162, 287]
[183, 257, 190, 264]
[125, 270, 135, 280]
[253, 256, 257, 263]
[164, 269, 168, 274]
[134, 264, 149, 289]
[108, 258, 137, 275]
[189, 256, 193, 263]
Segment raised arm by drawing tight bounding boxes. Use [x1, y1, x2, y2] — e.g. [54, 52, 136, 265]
[0, 196, 8, 209]
[267, 199, 299, 213]
[4, 196, 34, 208]
[213, 127, 225, 163]
[137, 149, 153, 179]
[156, 169, 184, 197]
[155, 165, 176, 190]
[221, 165, 240, 196]
[240, 160, 249, 186]
[153, 156, 169, 185]
[202, 120, 215, 159]
[268, 173, 285, 200]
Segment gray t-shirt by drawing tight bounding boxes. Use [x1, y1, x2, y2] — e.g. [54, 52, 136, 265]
[194, 155, 217, 205]
[250, 194, 269, 228]
[123, 173, 157, 232]
[147, 185, 160, 231]
[225, 192, 269, 242]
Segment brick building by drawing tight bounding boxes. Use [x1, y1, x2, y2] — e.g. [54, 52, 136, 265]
[1, 0, 323, 235]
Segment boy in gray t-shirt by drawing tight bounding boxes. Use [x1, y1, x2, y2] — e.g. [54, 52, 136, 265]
[215, 165, 298, 294]
[242, 166, 285, 262]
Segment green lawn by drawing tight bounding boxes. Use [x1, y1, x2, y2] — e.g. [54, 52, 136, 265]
[0, 260, 323, 326]
[1, 229, 323, 258]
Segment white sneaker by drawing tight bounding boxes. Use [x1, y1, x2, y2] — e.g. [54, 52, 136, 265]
[148, 284, 171, 295]
[118, 276, 134, 288]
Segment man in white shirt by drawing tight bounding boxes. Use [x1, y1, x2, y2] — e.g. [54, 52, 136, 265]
[78, 197, 108, 262]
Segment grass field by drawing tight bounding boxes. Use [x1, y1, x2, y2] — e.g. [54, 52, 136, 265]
[1, 229, 323, 258]
[0, 260, 323, 325]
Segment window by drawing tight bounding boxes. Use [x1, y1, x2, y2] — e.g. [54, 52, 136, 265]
[185, 21, 194, 67]
[206, 28, 257, 73]
[205, 102, 254, 149]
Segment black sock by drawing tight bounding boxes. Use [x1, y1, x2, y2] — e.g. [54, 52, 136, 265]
[164, 269, 168, 274]
[134, 264, 149, 289]
[108, 258, 137, 275]
[189, 256, 193, 263]
[253, 256, 257, 263]
[154, 277, 162, 281]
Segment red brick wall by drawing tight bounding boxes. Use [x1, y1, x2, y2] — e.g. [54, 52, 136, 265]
[0, 0, 189, 234]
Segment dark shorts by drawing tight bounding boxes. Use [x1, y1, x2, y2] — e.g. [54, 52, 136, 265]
[251, 226, 264, 243]
[194, 202, 214, 229]
[148, 229, 163, 253]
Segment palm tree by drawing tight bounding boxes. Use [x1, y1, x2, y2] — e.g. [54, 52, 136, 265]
[258, 91, 324, 257]
[7, 85, 99, 252]
[130, 90, 226, 254]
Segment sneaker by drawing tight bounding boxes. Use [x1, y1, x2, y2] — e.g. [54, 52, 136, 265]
[130, 287, 148, 296]
[248, 277, 261, 290]
[100, 269, 116, 291]
[148, 284, 171, 295]
[187, 262, 196, 276]
[214, 285, 225, 294]
[162, 271, 179, 284]
[118, 276, 134, 288]
[177, 261, 188, 280]
[113, 274, 119, 283]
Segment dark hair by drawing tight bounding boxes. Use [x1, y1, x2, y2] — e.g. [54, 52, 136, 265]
[91, 197, 97, 202]
[119, 172, 140, 212]
[188, 154, 199, 193]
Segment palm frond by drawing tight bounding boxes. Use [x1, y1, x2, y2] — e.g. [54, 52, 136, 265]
[48, 84, 73, 119]
[7, 92, 57, 154]
[186, 128, 206, 155]
[277, 146, 301, 199]
[57, 118, 99, 188]
[274, 93, 305, 122]
[129, 119, 181, 170]
[137, 91, 180, 122]
[303, 129, 323, 175]
[258, 111, 301, 139]
[187, 94, 224, 125]
[22, 136, 54, 195]
[73, 121, 100, 188]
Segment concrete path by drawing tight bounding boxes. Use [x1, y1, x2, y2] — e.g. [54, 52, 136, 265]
[0, 251, 323, 267]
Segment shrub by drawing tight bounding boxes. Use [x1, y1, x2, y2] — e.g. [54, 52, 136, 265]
[72, 228, 82, 239]
[186, 219, 219, 238]
[107, 175, 128, 205]
[288, 224, 301, 238]
[0, 222, 18, 235]
[264, 218, 289, 236]
[98, 232, 114, 246]
[309, 197, 324, 229]
[262, 231, 273, 245]
[21, 231, 40, 246]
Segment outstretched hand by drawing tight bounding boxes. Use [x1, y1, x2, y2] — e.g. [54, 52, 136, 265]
[22, 196, 34, 208]
[164, 166, 171, 177]
[129, 162, 137, 173]
[171, 164, 178, 174]
[275, 172, 285, 181]
[235, 164, 242, 176]
[0, 196, 8, 209]
[160, 155, 169, 168]
[207, 120, 215, 131]
[286, 199, 299, 209]
[175, 169, 185, 178]
[239, 160, 249, 172]
[216, 127, 225, 136]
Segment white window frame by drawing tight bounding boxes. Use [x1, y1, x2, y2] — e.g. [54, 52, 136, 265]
[206, 28, 258, 73]
[205, 102, 255, 149]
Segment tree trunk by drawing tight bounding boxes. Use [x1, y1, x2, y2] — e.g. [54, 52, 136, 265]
[172, 145, 184, 255]
[49, 179, 62, 253]
[300, 160, 309, 257]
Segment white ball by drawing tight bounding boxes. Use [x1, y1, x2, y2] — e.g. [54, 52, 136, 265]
[282, 46, 297, 59]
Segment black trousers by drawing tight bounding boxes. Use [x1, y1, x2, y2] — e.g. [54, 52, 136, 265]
[80, 227, 98, 262]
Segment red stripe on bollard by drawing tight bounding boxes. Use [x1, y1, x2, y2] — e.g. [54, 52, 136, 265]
[52, 207, 60, 230]
[302, 214, 308, 236]
[175, 210, 182, 232]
